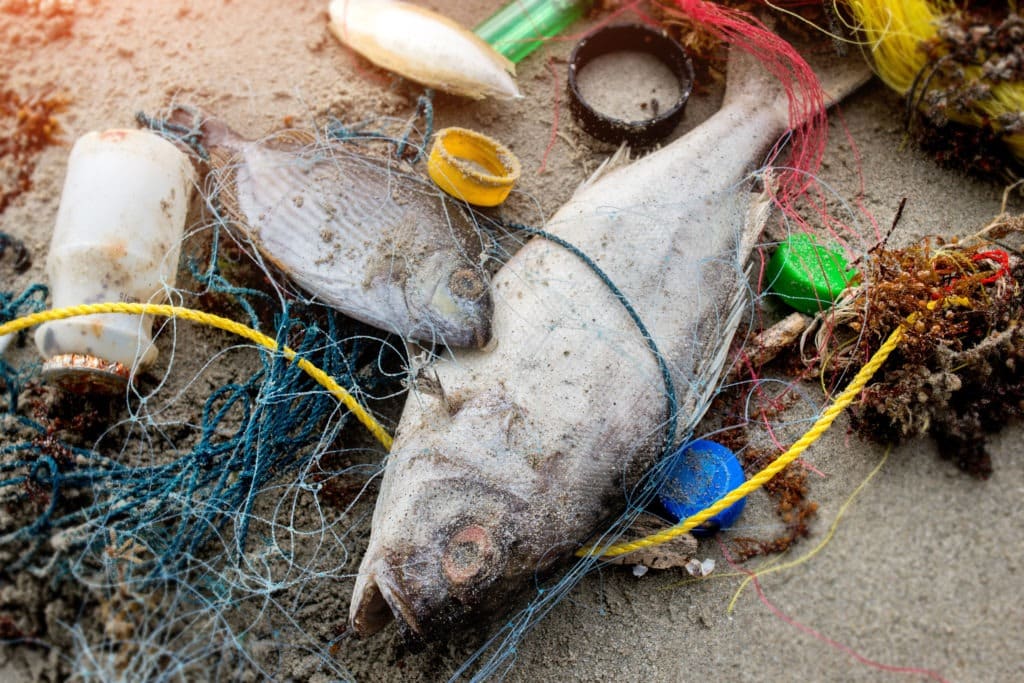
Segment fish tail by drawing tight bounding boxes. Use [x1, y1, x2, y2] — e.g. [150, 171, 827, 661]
[163, 106, 245, 152]
[196, 114, 245, 151]
[721, 45, 870, 130]
[667, 0, 870, 205]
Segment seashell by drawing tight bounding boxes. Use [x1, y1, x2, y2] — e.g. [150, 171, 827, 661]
[327, 0, 521, 100]
[34, 129, 196, 391]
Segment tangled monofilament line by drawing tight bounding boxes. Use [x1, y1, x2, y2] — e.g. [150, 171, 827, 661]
[0, 304, 393, 679]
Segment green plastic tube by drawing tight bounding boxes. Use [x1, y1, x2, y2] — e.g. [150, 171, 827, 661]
[474, 0, 594, 64]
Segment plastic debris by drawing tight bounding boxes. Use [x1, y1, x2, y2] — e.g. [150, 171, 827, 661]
[427, 126, 521, 207]
[659, 440, 748, 536]
[567, 23, 694, 147]
[33, 129, 195, 392]
[684, 557, 716, 577]
[766, 233, 858, 314]
[475, 0, 594, 64]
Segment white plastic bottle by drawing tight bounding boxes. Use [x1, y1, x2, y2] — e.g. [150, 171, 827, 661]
[34, 129, 195, 392]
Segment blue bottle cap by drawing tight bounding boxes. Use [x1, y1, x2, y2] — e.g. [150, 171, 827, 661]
[658, 439, 747, 536]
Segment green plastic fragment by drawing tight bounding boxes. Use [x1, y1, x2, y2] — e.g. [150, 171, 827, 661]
[766, 234, 859, 314]
[474, 0, 594, 64]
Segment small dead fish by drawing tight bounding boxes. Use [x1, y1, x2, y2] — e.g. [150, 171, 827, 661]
[200, 117, 493, 348]
[349, 48, 870, 641]
[328, 0, 520, 100]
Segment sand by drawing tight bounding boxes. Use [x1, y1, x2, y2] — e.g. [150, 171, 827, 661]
[1, 1, 1021, 681]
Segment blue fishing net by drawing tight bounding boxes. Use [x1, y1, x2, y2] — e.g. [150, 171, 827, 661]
[0, 111, 426, 679]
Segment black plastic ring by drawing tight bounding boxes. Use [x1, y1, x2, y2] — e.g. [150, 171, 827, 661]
[567, 23, 694, 147]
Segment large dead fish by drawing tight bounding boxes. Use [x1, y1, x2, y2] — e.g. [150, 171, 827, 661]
[199, 117, 493, 348]
[350, 51, 871, 638]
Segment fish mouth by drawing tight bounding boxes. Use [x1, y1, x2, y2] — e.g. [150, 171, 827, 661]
[470, 315, 493, 349]
[412, 293, 492, 349]
[350, 563, 422, 639]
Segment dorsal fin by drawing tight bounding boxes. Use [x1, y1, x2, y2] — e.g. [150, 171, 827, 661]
[572, 143, 632, 198]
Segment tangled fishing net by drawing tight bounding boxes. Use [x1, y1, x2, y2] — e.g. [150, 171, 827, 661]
[0, 20, 874, 683]
[0, 108, 435, 680]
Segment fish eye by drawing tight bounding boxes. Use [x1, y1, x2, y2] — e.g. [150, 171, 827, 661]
[442, 524, 494, 585]
[448, 268, 488, 301]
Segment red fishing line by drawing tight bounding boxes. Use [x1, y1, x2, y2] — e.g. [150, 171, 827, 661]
[972, 249, 1010, 285]
[538, 56, 564, 174]
[719, 541, 951, 683]
[663, 0, 828, 212]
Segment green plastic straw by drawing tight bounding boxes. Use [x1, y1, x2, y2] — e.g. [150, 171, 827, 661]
[475, 0, 594, 63]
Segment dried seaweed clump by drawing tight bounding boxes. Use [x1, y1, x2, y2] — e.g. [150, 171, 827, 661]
[0, 88, 68, 214]
[732, 444, 819, 561]
[818, 224, 1023, 477]
[912, 10, 1024, 177]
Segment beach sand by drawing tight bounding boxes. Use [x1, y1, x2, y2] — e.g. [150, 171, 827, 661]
[1, 1, 1021, 681]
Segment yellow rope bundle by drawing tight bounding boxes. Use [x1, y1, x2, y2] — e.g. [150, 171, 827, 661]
[844, 0, 1024, 161]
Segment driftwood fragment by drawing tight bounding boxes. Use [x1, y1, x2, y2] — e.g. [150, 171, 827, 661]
[596, 514, 699, 570]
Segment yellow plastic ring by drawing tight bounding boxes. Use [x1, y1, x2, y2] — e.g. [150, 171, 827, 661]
[427, 127, 521, 207]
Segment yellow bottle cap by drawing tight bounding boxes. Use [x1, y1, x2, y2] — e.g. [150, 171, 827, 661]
[427, 127, 521, 207]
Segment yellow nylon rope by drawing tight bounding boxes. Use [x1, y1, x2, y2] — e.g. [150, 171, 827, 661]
[725, 445, 893, 612]
[844, 0, 1024, 161]
[578, 313, 916, 559]
[0, 302, 394, 450]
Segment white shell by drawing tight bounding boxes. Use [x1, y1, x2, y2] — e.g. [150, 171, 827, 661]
[34, 129, 195, 372]
[328, 0, 521, 100]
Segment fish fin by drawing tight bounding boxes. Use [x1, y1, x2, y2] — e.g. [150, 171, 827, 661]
[263, 128, 320, 150]
[198, 116, 244, 149]
[680, 277, 750, 439]
[815, 55, 874, 111]
[676, 189, 770, 440]
[740, 181, 775, 258]
[162, 106, 247, 152]
[721, 46, 788, 117]
[573, 143, 631, 198]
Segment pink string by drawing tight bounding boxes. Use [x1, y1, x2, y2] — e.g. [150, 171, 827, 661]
[538, 57, 563, 175]
[719, 543, 951, 682]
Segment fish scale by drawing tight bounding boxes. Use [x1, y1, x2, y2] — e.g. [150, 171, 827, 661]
[238, 142, 404, 262]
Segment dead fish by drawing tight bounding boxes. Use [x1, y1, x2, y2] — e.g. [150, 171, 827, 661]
[349, 51, 871, 639]
[328, 0, 521, 100]
[199, 117, 493, 348]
